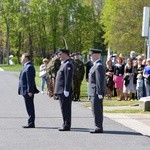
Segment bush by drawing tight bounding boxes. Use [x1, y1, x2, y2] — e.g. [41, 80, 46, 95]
[34, 57, 42, 65]
[11, 57, 18, 64]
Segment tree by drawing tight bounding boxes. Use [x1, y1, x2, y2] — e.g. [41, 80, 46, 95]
[101, 0, 150, 55]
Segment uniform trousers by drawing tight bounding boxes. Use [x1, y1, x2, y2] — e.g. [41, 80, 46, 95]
[58, 94, 72, 129]
[73, 78, 82, 100]
[23, 95, 35, 126]
[90, 95, 103, 129]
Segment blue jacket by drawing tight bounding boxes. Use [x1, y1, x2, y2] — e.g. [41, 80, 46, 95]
[18, 61, 39, 95]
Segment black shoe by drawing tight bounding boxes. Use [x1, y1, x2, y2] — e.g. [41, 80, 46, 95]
[22, 125, 35, 128]
[58, 128, 70, 131]
[90, 128, 103, 134]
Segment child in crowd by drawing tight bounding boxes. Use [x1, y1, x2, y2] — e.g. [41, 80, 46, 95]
[136, 74, 143, 100]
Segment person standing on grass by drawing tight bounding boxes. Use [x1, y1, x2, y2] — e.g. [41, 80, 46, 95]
[113, 57, 124, 101]
[105, 59, 114, 100]
[18, 53, 39, 128]
[39, 58, 49, 94]
[123, 58, 135, 101]
[73, 52, 85, 101]
[136, 74, 144, 100]
[143, 58, 150, 96]
[88, 49, 106, 134]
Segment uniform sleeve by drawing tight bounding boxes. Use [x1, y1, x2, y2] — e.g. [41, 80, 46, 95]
[95, 64, 105, 96]
[64, 63, 73, 91]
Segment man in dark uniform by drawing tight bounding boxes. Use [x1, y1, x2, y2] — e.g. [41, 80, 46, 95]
[54, 49, 73, 131]
[18, 53, 39, 128]
[73, 53, 85, 101]
[88, 49, 106, 133]
[86, 55, 93, 82]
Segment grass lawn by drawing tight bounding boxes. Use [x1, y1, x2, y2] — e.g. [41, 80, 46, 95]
[82, 99, 139, 107]
[104, 109, 150, 114]
[0, 64, 41, 87]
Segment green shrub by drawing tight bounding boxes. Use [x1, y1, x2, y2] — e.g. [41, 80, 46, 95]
[34, 57, 42, 65]
[11, 57, 18, 64]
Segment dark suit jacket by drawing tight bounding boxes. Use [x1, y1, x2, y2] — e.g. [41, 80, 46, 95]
[88, 60, 106, 97]
[54, 59, 73, 94]
[18, 61, 39, 95]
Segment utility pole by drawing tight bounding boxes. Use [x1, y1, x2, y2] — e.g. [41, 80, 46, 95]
[142, 7, 150, 58]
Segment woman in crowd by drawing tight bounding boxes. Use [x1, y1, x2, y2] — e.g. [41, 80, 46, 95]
[143, 58, 150, 96]
[39, 58, 49, 94]
[123, 58, 135, 100]
[113, 57, 124, 100]
[106, 59, 114, 100]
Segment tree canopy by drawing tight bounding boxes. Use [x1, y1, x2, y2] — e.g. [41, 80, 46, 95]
[0, 0, 105, 63]
[101, 0, 150, 55]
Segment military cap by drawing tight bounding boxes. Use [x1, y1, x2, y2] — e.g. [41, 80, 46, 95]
[90, 48, 102, 55]
[58, 48, 70, 55]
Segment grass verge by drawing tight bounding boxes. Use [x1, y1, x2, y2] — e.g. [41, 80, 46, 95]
[104, 109, 150, 114]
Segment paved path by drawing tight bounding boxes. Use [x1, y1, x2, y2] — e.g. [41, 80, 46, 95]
[0, 71, 150, 150]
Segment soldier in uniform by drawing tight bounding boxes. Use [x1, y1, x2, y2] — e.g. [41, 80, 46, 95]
[46, 55, 55, 98]
[88, 49, 106, 133]
[53, 53, 61, 99]
[73, 53, 85, 101]
[46, 53, 61, 99]
[86, 56, 93, 82]
[54, 49, 73, 131]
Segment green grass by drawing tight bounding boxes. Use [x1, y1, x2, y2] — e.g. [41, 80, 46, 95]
[0, 64, 41, 87]
[0, 64, 40, 72]
[0, 64, 22, 71]
[104, 109, 150, 114]
[81, 98, 139, 107]
[80, 78, 88, 99]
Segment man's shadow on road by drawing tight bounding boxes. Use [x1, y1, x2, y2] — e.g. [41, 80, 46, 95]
[103, 130, 142, 136]
[35, 127, 143, 136]
[35, 127, 90, 132]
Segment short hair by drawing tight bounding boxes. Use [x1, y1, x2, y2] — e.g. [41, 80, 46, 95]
[116, 56, 122, 63]
[23, 53, 31, 60]
[137, 56, 143, 61]
[43, 58, 48, 63]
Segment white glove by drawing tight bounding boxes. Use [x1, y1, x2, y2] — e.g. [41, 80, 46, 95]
[64, 91, 69, 97]
[98, 95, 103, 99]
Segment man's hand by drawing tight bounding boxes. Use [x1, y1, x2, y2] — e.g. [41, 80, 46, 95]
[64, 91, 69, 97]
[28, 93, 33, 97]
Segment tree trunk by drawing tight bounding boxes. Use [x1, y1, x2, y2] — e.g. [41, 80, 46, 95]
[17, 32, 22, 64]
[5, 18, 10, 65]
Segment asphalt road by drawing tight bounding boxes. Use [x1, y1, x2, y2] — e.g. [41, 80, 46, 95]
[0, 71, 149, 150]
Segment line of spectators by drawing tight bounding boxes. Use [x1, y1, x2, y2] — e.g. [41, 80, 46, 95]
[106, 52, 150, 101]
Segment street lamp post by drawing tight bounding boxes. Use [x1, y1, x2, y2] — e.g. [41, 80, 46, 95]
[142, 7, 150, 58]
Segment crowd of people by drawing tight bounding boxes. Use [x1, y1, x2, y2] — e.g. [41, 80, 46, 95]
[39, 50, 150, 102]
[18, 50, 150, 133]
[39, 51, 85, 102]
[105, 51, 150, 101]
